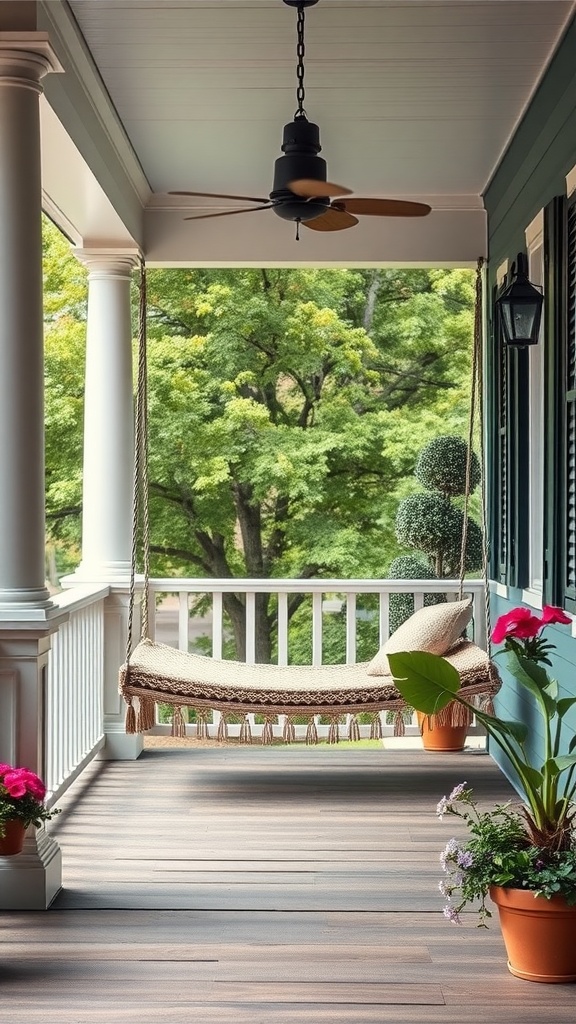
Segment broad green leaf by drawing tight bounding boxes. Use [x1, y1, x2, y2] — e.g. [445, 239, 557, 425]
[387, 651, 460, 715]
[550, 754, 576, 773]
[556, 697, 576, 718]
[473, 708, 529, 745]
[502, 652, 556, 718]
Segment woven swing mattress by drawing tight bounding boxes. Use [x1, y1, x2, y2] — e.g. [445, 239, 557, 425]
[120, 637, 500, 721]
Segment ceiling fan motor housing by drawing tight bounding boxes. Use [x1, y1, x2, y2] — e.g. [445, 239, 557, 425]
[271, 119, 329, 221]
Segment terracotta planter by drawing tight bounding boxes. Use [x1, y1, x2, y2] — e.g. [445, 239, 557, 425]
[490, 885, 576, 983]
[0, 819, 26, 856]
[417, 711, 467, 752]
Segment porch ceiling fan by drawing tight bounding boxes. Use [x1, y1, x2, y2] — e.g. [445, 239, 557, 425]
[170, 0, 431, 239]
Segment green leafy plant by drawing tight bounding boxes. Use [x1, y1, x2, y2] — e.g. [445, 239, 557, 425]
[0, 764, 58, 836]
[388, 605, 576, 924]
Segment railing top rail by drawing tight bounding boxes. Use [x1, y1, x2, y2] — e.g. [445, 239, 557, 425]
[145, 577, 485, 595]
[51, 585, 110, 614]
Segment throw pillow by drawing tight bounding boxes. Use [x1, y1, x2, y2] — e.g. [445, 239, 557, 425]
[366, 596, 474, 677]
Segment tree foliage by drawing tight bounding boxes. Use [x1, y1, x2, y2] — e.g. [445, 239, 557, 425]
[42, 220, 476, 660]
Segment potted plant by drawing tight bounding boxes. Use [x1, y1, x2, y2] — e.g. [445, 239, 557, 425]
[0, 763, 58, 855]
[388, 604, 576, 983]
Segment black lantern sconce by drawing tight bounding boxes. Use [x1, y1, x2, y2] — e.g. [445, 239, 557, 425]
[496, 252, 544, 347]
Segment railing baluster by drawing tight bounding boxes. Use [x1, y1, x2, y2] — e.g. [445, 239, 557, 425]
[212, 591, 223, 659]
[245, 592, 256, 665]
[345, 592, 356, 665]
[312, 592, 323, 667]
[178, 591, 189, 651]
[379, 592, 390, 644]
[277, 591, 289, 667]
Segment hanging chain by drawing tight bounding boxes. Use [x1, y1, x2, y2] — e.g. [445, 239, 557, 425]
[295, 4, 307, 119]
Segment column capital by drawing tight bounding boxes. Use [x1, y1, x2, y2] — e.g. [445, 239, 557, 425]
[74, 248, 141, 280]
[0, 32, 63, 85]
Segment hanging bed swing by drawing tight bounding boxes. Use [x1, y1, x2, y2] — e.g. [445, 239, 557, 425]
[119, 260, 500, 743]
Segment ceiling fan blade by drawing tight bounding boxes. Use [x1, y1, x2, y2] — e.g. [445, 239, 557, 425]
[184, 205, 272, 221]
[288, 179, 352, 199]
[303, 209, 358, 232]
[170, 190, 269, 204]
[339, 198, 431, 218]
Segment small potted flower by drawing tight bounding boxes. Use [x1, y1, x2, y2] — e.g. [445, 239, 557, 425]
[388, 605, 576, 984]
[0, 763, 58, 856]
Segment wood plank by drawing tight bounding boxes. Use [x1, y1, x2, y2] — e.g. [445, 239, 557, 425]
[1, 747, 573, 1022]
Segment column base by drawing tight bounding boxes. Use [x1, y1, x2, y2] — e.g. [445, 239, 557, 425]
[0, 827, 61, 909]
[99, 725, 143, 760]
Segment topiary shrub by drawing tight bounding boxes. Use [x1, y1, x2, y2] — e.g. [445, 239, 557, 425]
[395, 493, 464, 577]
[387, 435, 482, 633]
[388, 555, 444, 634]
[415, 435, 481, 499]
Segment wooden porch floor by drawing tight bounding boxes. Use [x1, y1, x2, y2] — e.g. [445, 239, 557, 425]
[2, 744, 575, 1022]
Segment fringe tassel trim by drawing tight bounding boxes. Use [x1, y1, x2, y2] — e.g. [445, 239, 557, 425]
[347, 715, 360, 742]
[393, 711, 406, 738]
[125, 699, 136, 735]
[262, 717, 275, 746]
[327, 716, 340, 744]
[137, 698, 156, 732]
[370, 714, 383, 740]
[217, 715, 229, 742]
[239, 715, 252, 744]
[426, 701, 473, 730]
[305, 718, 318, 745]
[283, 717, 296, 744]
[171, 705, 186, 738]
[196, 710, 209, 739]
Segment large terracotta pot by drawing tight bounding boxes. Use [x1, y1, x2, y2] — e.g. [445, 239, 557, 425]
[0, 819, 26, 856]
[490, 885, 576, 983]
[417, 711, 467, 752]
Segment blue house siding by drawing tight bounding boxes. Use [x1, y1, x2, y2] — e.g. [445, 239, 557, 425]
[485, 15, 576, 783]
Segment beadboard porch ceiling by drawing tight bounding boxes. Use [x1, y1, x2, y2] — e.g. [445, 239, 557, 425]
[39, 0, 575, 263]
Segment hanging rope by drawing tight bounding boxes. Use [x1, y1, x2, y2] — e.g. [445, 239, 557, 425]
[458, 256, 491, 642]
[125, 257, 150, 669]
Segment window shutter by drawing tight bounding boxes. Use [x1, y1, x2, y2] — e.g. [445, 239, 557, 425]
[565, 197, 576, 609]
[542, 194, 575, 609]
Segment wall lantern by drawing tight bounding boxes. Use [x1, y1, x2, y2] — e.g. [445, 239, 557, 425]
[496, 252, 544, 347]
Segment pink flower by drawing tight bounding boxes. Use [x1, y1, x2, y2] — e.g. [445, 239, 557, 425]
[0, 763, 12, 777]
[541, 606, 572, 626]
[21, 771, 46, 800]
[492, 607, 543, 644]
[3, 771, 27, 798]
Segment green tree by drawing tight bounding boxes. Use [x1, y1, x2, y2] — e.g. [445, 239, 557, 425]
[42, 233, 476, 659]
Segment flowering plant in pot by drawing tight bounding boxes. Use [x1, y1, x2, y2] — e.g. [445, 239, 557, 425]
[0, 763, 58, 855]
[388, 605, 576, 983]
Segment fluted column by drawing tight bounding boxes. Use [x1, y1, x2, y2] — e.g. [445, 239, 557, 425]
[0, 32, 63, 909]
[73, 250, 140, 582]
[0, 35, 61, 613]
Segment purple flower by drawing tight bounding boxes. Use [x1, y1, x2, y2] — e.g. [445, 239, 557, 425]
[436, 796, 450, 819]
[449, 782, 468, 801]
[457, 850, 474, 869]
[440, 838, 460, 869]
[443, 905, 461, 924]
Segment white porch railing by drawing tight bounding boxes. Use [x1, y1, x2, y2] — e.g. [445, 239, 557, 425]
[145, 577, 487, 741]
[42, 578, 486, 777]
[45, 586, 108, 803]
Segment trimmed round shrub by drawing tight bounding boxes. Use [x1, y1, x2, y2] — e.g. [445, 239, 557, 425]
[395, 492, 462, 562]
[387, 554, 444, 635]
[415, 435, 481, 498]
[442, 515, 483, 578]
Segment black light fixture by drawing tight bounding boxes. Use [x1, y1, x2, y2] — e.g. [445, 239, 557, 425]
[496, 252, 544, 347]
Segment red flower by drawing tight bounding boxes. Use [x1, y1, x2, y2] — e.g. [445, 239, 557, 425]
[492, 607, 543, 645]
[541, 606, 572, 627]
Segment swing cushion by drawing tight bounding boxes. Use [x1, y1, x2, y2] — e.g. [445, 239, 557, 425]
[120, 635, 498, 716]
[366, 596, 474, 676]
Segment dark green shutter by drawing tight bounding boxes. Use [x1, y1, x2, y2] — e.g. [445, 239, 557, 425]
[565, 196, 576, 609]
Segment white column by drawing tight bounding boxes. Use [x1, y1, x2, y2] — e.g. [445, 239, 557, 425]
[0, 32, 64, 909]
[72, 251, 140, 582]
[0, 35, 61, 613]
